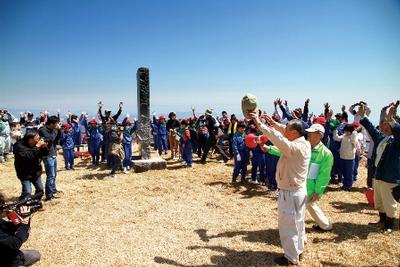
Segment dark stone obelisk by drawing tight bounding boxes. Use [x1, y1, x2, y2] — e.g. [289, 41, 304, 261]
[137, 67, 151, 160]
[132, 67, 166, 172]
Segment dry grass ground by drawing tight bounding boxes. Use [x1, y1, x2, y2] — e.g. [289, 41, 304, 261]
[0, 151, 399, 267]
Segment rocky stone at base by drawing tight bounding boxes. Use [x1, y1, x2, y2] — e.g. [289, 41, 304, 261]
[132, 158, 167, 173]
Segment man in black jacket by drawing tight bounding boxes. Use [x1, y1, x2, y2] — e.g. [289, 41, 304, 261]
[98, 101, 123, 165]
[13, 131, 49, 200]
[38, 116, 61, 201]
[0, 193, 41, 267]
[200, 109, 229, 164]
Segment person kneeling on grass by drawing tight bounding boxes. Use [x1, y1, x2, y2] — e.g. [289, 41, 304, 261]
[0, 193, 41, 267]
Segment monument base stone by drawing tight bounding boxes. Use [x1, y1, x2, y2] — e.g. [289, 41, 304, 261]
[132, 157, 167, 173]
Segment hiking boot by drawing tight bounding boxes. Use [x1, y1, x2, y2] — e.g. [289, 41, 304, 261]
[384, 217, 395, 234]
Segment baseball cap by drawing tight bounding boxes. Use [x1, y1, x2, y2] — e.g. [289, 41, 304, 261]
[305, 123, 325, 134]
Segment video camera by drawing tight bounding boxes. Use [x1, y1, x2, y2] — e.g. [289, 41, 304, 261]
[1, 192, 43, 221]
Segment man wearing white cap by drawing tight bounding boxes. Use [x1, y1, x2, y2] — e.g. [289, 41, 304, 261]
[305, 123, 334, 231]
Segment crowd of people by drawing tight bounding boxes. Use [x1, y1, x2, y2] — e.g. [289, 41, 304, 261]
[0, 98, 399, 266]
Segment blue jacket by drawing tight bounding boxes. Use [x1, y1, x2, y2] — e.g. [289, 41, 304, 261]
[232, 132, 246, 156]
[123, 124, 137, 144]
[82, 119, 102, 143]
[61, 131, 74, 150]
[251, 144, 264, 156]
[360, 117, 400, 185]
[158, 123, 168, 136]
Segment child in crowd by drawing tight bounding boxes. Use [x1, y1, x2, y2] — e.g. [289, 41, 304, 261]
[67, 113, 83, 152]
[353, 121, 364, 181]
[263, 140, 279, 191]
[60, 123, 75, 170]
[333, 123, 357, 191]
[232, 122, 247, 183]
[83, 118, 103, 166]
[179, 120, 192, 167]
[249, 128, 266, 185]
[122, 119, 137, 173]
[151, 114, 159, 151]
[157, 115, 168, 155]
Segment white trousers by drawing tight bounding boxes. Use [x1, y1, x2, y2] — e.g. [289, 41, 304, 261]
[278, 189, 307, 264]
[373, 179, 399, 218]
[306, 200, 333, 230]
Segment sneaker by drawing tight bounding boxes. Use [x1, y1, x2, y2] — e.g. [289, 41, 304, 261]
[111, 173, 116, 178]
[52, 193, 61, 199]
[127, 166, 130, 170]
[123, 167, 128, 174]
[250, 180, 259, 185]
[312, 224, 332, 232]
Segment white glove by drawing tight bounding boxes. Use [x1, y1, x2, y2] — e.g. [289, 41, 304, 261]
[236, 154, 241, 162]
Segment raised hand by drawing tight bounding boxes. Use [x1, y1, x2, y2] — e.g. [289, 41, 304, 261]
[341, 105, 346, 112]
[283, 100, 288, 107]
[386, 102, 397, 121]
[326, 109, 333, 120]
[358, 103, 366, 118]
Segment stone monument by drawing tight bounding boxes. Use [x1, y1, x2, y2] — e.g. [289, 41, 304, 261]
[132, 67, 167, 172]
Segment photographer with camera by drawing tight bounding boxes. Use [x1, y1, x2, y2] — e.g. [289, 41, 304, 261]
[0, 192, 41, 267]
[13, 131, 49, 200]
[38, 116, 61, 201]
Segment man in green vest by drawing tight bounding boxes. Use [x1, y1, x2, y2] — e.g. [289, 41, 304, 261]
[265, 123, 334, 231]
[305, 123, 334, 231]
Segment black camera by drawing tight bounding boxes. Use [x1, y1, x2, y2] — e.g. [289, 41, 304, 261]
[0, 192, 43, 217]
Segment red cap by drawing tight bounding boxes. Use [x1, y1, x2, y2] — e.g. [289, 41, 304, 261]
[184, 130, 190, 138]
[64, 123, 72, 129]
[352, 121, 361, 127]
[313, 116, 326, 126]
[89, 119, 97, 125]
[125, 119, 132, 126]
[159, 115, 165, 121]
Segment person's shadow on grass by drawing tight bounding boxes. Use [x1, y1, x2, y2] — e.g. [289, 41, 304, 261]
[194, 228, 281, 247]
[154, 246, 281, 267]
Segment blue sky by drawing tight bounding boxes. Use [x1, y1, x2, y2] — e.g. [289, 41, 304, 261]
[0, 0, 399, 122]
